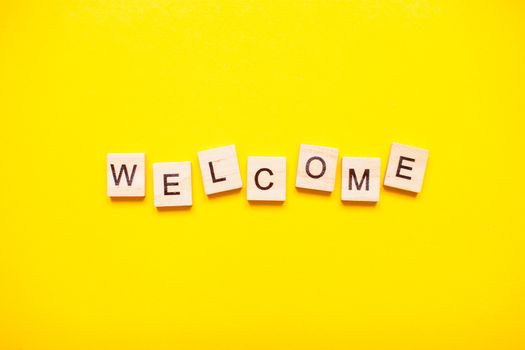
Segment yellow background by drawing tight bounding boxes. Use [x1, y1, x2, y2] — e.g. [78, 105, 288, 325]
[1, 1, 524, 349]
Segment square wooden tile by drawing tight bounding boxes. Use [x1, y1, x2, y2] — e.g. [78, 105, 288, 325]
[341, 157, 380, 202]
[247, 156, 286, 201]
[153, 162, 192, 207]
[198, 145, 243, 195]
[107, 153, 145, 197]
[295, 144, 338, 192]
[384, 142, 429, 193]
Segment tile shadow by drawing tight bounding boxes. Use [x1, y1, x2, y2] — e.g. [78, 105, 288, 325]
[384, 186, 419, 198]
[341, 200, 378, 208]
[207, 187, 242, 199]
[295, 187, 332, 197]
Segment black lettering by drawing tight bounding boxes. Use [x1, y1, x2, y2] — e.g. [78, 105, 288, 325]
[349, 169, 370, 191]
[110, 164, 137, 186]
[305, 156, 326, 179]
[163, 174, 180, 195]
[396, 156, 415, 180]
[209, 161, 226, 183]
[255, 168, 274, 190]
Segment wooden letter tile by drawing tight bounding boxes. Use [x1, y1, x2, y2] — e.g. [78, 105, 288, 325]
[341, 157, 380, 202]
[384, 142, 429, 193]
[247, 156, 286, 201]
[198, 145, 243, 195]
[295, 144, 338, 192]
[153, 162, 192, 207]
[107, 153, 145, 197]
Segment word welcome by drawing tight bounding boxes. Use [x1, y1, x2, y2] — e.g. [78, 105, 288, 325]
[107, 143, 429, 207]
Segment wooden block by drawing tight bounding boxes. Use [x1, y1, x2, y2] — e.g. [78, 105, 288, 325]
[295, 144, 338, 192]
[384, 142, 429, 193]
[247, 156, 286, 201]
[341, 157, 380, 202]
[153, 162, 192, 207]
[198, 145, 243, 195]
[107, 153, 145, 197]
